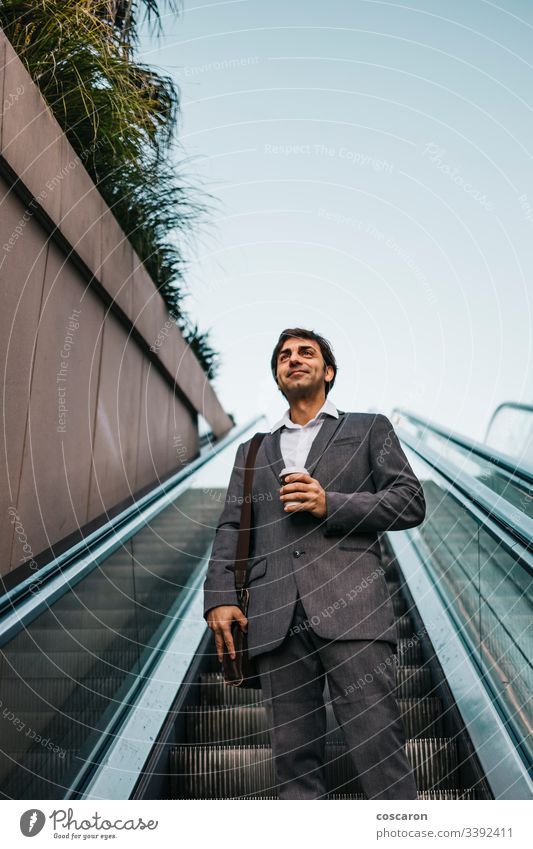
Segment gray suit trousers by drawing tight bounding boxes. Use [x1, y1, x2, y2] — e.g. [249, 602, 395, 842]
[255, 593, 418, 800]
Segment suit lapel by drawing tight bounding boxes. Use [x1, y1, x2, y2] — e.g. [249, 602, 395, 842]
[305, 410, 348, 476]
[263, 409, 348, 484]
[262, 428, 286, 486]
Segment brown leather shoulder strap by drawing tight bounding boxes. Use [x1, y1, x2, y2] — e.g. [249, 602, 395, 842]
[234, 432, 267, 590]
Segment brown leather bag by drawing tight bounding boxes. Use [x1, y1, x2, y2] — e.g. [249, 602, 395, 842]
[222, 432, 267, 688]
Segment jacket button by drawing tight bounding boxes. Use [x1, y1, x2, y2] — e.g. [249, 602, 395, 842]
[293, 550, 304, 557]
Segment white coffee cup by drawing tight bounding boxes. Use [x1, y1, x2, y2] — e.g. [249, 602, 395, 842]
[279, 466, 308, 508]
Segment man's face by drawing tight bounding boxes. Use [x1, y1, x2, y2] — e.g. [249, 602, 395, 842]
[275, 337, 333, 399]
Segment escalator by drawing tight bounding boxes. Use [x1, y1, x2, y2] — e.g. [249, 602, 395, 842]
[0, 410, 531, 800]
[164, 409, 532, 800]
[169, 543, 491, 799]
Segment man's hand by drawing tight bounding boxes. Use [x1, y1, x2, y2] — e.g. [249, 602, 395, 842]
[279, 473, 327, 519]
[206, 605, 248, 662]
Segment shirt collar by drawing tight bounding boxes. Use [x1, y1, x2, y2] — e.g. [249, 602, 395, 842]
[270, 397, 339, 433]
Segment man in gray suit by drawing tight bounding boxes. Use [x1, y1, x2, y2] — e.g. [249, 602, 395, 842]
[204, 327, 426, 799]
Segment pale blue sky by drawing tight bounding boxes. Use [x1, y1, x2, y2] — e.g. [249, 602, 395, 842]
[140, 0, 533, 441]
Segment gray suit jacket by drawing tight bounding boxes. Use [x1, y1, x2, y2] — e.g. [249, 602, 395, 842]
[203, 410, 426, 659]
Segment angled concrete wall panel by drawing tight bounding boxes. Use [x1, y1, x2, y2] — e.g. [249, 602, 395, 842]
[0, 31, 233, 580]
[14, 241, 103, 560]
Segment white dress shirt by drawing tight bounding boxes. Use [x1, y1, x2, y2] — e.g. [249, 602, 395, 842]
[270, 397, 339, 469]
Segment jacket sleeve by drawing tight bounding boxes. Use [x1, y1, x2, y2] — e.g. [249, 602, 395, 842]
[203, 440, 246, 619]
[324, 413, 426, 534]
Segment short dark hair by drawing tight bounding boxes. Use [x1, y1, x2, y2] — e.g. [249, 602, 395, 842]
[270, 328, 338, 398]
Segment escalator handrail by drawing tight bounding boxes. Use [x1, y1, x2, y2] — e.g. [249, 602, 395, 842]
[484, 400, 533, 445]
[393, 407, 533, 484]
[0, 414, 266, 621]
[396, 424, 533, 562]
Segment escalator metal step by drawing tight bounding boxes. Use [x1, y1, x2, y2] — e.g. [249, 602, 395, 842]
[396, 638, 422, 665]
[31, 608, 134, 629]
[199, 664, 433, 704]
[198, 674, 263, 706]
[0, 706, 115, 765]
[397, 698, 444, 738]
[333, 789, 479, 800]
[404, 737, 459, 789]
[168, 787, 480, 802]
[171, 743, 275, 798]
[170, 737, 458, 798]
[396, 667, 433, 698]
[326, 738, 458, 793]
[186, 705, 269, 744]
[0, 650, 141, 678]
[392, 596, 407, 616]
[167, 790, 479, 799]
[396, 616, 415, 638]
[184, 697, 444, 744]
[0, 676, 122, 711]
[56, 590, 186, 610]
[11, 626, 156, 652]
[0, 751, 80, 799]
[0, 712, 58, 756]
[417, 789, 478, 800]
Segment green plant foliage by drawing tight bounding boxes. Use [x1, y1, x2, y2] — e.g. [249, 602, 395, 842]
[0, 0, 220, 378]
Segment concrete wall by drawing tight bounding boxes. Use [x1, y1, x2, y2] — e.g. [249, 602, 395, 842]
[0, 31, 233, 580]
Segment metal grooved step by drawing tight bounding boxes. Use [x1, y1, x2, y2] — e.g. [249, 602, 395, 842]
[170, 738, 459, 798]
[184, 698, 444, 744]
[198, 665, 434, 704]
[168, 790, 479, 799]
